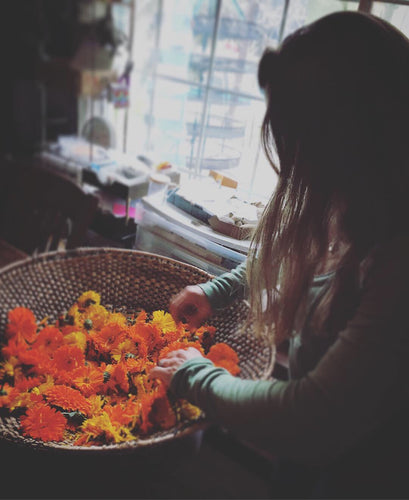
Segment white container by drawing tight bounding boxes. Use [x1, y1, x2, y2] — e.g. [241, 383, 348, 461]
[147, 173, 171, 202]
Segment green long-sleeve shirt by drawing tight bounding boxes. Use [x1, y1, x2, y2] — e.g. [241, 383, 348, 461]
[170, 235, 409, 465]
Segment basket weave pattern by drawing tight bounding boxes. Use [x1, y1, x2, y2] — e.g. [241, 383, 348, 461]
[0, 248, 274, 453]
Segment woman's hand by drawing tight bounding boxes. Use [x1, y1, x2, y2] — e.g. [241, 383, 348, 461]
[150, 347, 204, 387]
[169, 285, 212, 329]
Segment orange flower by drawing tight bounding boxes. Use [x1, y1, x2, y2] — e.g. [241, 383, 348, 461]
[104, 398, 140, 427]
[131, 323, 163, 354]
[51, 345, 85, 373]
[90, 324, 127, 354]
[159, 340, 204, 361]
[44, 385, 92, 416]
[195, 325, 216, 351]
[20, 403, 66, 442]
[104, 363, 129, 393]
[0, 383, 13, 408]
[2, 337, 29, 360]
[71, 364, 105, 397]
[6, 307, 37, 343]
[32, 326, 64, 352]
[150, 395, 176, 430]
[14, 376, 42, 392]
[206, 343, 240, 376]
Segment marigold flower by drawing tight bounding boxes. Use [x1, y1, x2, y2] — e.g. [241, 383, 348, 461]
[150, 395, 177, 430]
[14, 376, 42, 392]
[151, 310, 177, 334]
[6, 307, 37, 343]
[206, 343, 240, 376]
[20, 403, 66, 442]
[32, 326, 64, 352]
[78, 412, 133, 444]
[90, 324, 127, 354]
[52, 345, 85, 373]
[71, 364, 105, 397]
[105, 363, 129, 393]
[83, 304, 109, 330]
[44, 385, 92, 416]
[159, 340, 204, 361]
[77, 291, 101, 308]
[63, 331, 88, 351]
[107, 312, 128, 327]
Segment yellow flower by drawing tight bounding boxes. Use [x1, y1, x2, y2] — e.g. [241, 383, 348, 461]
[111, 339, 137, 363]
[67, 304, 82, 327]
[107, 313, 128, 327]
[63, 331, 88, 351]
[36, 375, 56, 394]
[179, 400, 202, 420]
[151, 310, 177, 334]
[80, 412, 133, 444]
[84, 304, 109, 330]
[0, 357, 19, 378]
[77, 291, 101, 307]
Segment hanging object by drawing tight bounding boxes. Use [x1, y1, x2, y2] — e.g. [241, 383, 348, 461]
[110, 77, 130, 109]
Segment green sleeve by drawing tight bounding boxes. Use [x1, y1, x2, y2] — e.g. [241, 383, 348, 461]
[198, 261, 248, 310]
[171, 236, 409, 465]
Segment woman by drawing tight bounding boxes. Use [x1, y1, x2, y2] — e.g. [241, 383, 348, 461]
[151, 11, 409, 498]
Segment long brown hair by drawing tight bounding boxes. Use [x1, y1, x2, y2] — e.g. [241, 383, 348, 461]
[249, 12, 409, 343]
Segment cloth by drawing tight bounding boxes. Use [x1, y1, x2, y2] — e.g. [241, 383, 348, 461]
[171, 234, 409, 469]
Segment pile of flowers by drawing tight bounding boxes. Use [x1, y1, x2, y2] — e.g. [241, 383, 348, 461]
[0, 291, 240, 446]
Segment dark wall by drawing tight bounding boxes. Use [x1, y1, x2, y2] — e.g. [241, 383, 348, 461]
[0, 0, 81, 155]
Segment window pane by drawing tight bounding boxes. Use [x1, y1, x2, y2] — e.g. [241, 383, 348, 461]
[372, 2, 409, 38]
[209, 0, 286, 98]
[283, 0, 359, 38]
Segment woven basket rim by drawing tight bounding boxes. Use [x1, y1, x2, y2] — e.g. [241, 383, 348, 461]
[0, 247, 216, 279]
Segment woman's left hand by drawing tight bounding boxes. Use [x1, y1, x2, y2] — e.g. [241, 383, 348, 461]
[150, 347, 204, 387]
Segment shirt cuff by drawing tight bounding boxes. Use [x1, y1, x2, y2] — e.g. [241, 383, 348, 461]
[170, 357, 215, 399]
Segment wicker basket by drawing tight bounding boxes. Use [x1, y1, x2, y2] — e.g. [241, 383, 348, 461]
[0, 248, 274, 454]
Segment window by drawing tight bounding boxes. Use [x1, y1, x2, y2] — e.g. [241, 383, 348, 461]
[105, 0, 408, 201]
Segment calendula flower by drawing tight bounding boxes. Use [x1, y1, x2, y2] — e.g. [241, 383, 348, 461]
[14, 376, 42, 392]
[126, 332, 148, 359]
[83, 304, 109, 330]
[71, 364, 104, 397]
[6, 307, 37, 343]
[0, 383, 13, 408]
[63, 331, 88, 352]
[90, 324, 127, 354]
[150, 395, 177, 430]
[131, 323, 163, 354]
[178, 400, 202, 420]
[206, 343, 241, 376]
[104, 363, 129, 394]
[9, 389, 42, 412]
[77, 412, 133, 444]
[32, 326, 64, 352]
[0, 356, 20, 379]
[110, 338, 139, 363]
[44, 385, 92, 416]
[77, 291, 101, 308]
[158, 340, 204, 361]
[104, 399, 140, 427]
[52, 345, 85, 373]
[107, 312, 128, 327]
[194, 325, 216, 351]
[151, 310, 177, 334]
[20, 403, 66, 442]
